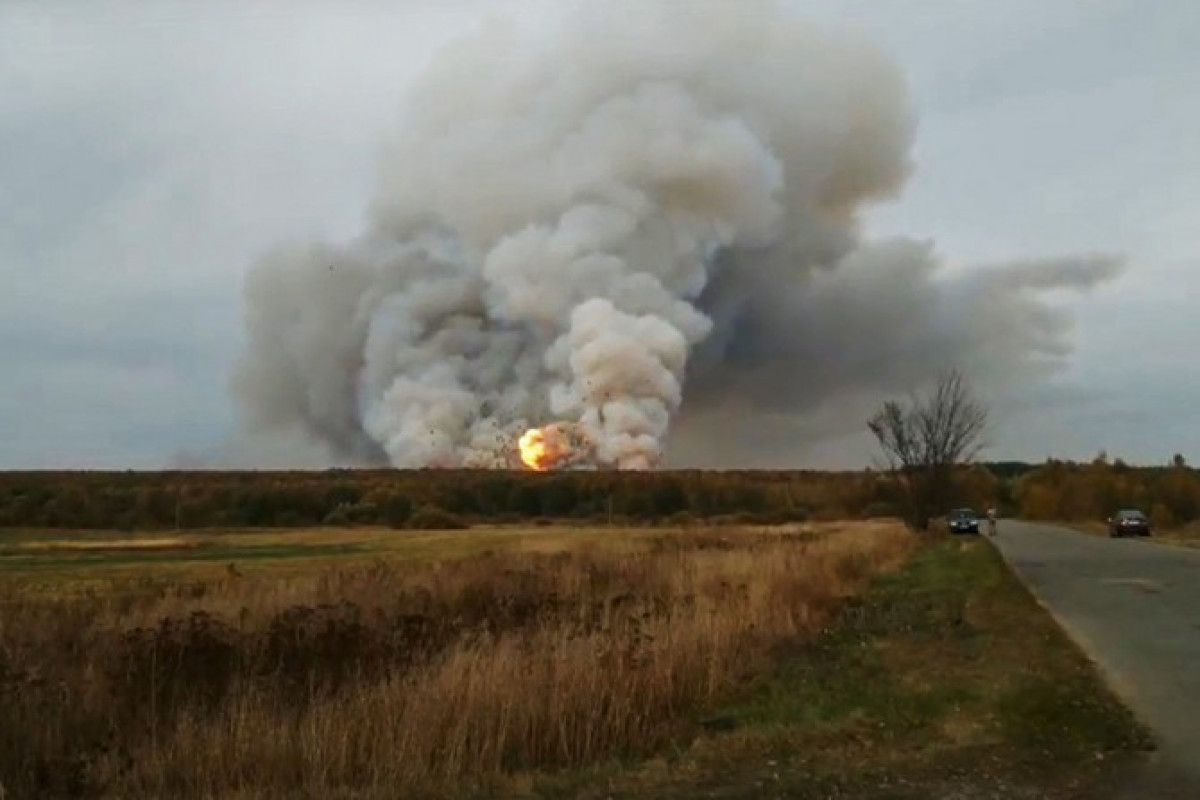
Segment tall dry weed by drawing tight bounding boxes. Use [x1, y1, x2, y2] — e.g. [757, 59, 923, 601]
[0, 522, 912, 798]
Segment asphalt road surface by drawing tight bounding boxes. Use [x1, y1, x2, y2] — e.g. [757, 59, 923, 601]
[992, 520, 1200, 793]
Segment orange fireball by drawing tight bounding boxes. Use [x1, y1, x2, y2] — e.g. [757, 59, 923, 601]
[518, 428, 552, 471]
[518, 422, 592, 471]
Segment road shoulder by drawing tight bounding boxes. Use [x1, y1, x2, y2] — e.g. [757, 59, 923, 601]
[561, 535, 1153, 799]
[992, 521, 1200, 795]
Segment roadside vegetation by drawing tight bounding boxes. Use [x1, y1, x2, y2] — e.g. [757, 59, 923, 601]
[573, 535, 1154, 799]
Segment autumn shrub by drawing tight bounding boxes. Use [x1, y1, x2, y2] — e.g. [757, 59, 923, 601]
[1150, 502, 1175, 531]
[862, 500, 901, 519]
[407, 505, 468, 530]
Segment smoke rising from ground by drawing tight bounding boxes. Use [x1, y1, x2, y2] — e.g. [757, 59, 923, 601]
[232, 0, 1120, 469]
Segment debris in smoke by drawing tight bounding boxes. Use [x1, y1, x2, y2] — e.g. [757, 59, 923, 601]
[230, 0, 1121, 470]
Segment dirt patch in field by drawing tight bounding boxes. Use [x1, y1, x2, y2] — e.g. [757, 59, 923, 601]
[1, 537, 205, 555]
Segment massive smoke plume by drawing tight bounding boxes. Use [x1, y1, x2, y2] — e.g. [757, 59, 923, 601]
[232, 0, 1120, 470]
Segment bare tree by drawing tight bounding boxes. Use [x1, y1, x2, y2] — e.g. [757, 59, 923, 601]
[868, 369, 988, 531]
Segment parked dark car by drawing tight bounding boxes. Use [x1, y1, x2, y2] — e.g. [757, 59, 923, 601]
[947, 508, 980, 534]
[1108, 508, 1151, 537]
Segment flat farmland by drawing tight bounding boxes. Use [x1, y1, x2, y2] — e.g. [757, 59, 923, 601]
[0, 522, 780, 585]
[0, 522, 1152, 798]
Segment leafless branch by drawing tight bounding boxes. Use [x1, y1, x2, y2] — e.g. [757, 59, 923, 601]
[866, 369, 989, 530]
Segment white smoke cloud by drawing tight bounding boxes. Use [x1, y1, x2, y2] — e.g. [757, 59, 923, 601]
[231, 0, 1120, 470]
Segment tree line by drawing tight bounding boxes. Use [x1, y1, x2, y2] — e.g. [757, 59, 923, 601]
[1, 457, 1188, 533]
[1013, 455, 1199, 529]
[0, 467, 998, 531]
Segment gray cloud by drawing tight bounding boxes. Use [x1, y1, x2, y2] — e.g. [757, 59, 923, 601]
[1, 0, 1197, 469]
[229, 0, 1124, 470]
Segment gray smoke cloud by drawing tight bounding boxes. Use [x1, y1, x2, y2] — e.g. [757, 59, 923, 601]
[231, 0, 1121, 470]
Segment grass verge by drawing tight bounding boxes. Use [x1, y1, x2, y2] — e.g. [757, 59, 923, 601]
[554, 535, 1154, 799]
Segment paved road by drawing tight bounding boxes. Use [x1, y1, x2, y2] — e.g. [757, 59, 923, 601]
[992, 521, 1200, 792]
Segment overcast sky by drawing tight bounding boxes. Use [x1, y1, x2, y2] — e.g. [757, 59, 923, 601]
[2, 0, 1197, 469]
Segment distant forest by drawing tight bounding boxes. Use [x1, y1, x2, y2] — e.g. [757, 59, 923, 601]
[2, 457, 1195, 531]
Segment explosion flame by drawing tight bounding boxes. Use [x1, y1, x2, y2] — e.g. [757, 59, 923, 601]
[518, 428, 551, 471]
[518, 423, 591, 471]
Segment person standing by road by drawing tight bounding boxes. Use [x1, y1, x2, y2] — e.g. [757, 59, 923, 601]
[986, 507, 998, 537]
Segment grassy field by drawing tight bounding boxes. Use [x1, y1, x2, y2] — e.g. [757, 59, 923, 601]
[0, 522, 1152, 798]
[0, 524, 683, 588]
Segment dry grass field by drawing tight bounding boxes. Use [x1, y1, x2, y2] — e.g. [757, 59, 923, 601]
[0, 521, 915, 798]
